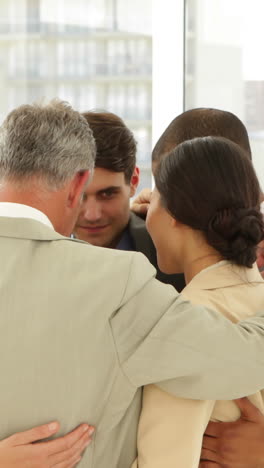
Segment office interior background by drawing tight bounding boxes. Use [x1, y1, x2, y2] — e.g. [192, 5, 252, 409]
[0, 0, 264, 190]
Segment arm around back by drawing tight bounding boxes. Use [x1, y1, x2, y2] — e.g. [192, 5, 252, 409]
[111, 251, 264, 400]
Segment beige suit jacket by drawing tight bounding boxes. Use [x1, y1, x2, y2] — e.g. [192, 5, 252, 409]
[2, 216, 264, 467]
[135, 262, 264, 468]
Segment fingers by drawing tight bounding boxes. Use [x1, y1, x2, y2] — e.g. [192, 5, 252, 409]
[200, 448, 220, 464]
[131, 188, 152, 216]
[7, 421, 60, 446]
[44, 424, 93, 456]
[50, 426, 93, 464]
[131, 203, 149, 216]
[204, 420, 224, 438]
[202, 434, 218, 452]
[136, 188, 152, 204]
[199, 462, 220, 467]
[234, 397, 263, 422]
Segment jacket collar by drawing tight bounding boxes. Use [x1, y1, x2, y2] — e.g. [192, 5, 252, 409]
[187, 261, 263, 290]
[0, 216, 78, 243]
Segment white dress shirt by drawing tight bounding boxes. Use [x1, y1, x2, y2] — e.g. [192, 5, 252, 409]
[0, 202, 54, 230]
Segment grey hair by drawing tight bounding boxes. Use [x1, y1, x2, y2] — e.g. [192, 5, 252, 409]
[0, 99, 96, 189]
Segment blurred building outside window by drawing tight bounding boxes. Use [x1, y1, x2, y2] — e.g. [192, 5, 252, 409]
[185, 0, 264, 188]
[0, 0, 154, 192]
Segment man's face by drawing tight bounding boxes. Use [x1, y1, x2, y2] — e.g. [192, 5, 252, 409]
[74, 167, 139, 248]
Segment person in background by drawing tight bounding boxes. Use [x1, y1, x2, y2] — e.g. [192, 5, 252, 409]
[134, 136, 264, 467]
[133, 107, 253, 213]
[152, 107, 252, 172]
[74, 110, 185, 291]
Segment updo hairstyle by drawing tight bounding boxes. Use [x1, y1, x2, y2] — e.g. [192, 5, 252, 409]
[155, 136, 264, 268]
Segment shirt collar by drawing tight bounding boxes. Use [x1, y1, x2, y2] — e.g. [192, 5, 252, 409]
[0, 202, 54, 230]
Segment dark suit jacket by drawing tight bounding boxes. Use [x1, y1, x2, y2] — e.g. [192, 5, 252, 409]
[128, 212, 186, 292]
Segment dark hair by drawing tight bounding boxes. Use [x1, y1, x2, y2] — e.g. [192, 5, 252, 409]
[152, 108, 252, 164]
[155, 136, 263, 268]
[82, 111, 137, 183]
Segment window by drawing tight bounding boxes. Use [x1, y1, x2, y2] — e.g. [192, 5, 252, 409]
[185, 0, 264, 188]
[0, 0, 152, 191]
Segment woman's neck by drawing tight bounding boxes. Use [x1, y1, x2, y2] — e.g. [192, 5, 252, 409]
[184, 252, 223, 284]
[179, 229, 223, 284]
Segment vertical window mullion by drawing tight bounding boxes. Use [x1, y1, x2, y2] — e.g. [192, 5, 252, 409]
[152, 0, 185, 148]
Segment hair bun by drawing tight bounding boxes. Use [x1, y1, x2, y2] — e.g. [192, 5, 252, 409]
[207, 208, 264, 267]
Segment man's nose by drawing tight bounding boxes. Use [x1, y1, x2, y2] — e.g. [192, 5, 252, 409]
[83, 199, 102, 222]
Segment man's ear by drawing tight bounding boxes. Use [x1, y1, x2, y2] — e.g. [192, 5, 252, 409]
[67, 170, 90, 209]
[129, 167, 140, 197]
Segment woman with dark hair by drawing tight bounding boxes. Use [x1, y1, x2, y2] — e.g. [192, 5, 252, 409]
[133, 136, 264, 468]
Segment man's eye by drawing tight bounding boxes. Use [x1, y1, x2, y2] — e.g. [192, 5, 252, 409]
[101, 191, 116, 199]
[82, 193, 87, 202]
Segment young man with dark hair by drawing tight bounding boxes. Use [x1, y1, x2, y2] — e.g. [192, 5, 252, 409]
[74, 111, 185, 291]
